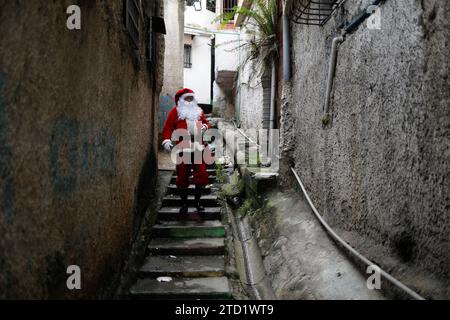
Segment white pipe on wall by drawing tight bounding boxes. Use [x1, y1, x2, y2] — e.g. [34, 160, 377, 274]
[324, 36, 344, 115]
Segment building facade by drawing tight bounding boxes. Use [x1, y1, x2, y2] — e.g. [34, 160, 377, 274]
[184, 0, 240, 115]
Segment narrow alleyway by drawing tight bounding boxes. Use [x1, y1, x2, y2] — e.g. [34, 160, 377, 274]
[0, 0, 448, 303]
[129, 164, 233, 299]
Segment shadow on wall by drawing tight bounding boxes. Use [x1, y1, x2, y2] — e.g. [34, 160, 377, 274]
[0, 71, 15, 222]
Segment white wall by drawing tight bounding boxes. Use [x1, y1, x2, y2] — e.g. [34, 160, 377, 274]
[215, 32, 239, 71]
[184, 34, 212, 104]
[162, 0, 184, 96]
[185, 0, 218, 29]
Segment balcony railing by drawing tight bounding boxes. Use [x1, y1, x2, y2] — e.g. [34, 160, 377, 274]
[291, 0, 345, 26]
[222, 0, 238, 22]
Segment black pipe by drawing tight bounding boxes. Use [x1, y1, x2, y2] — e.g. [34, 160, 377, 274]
[210, 36, 215, 106]
[343, 0, 383, 34]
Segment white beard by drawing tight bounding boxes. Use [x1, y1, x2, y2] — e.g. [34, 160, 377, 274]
[177, 98, 203, 121]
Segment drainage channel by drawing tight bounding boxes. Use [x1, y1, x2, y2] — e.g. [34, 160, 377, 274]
[225, 201, 277, 300]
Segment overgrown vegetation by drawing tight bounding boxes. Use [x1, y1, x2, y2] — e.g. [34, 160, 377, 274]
[219, 170, 244, 199]
[237, 198, 261, 217]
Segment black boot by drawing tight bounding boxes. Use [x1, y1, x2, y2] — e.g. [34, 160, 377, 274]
[195, 185, 205, 213]
[179, 188, 189, 216]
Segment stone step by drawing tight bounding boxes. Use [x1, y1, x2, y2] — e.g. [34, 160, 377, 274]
[170, 175, 216, 184]
[130, 276, 232, 299]
[162, 194, 219, 207]
[158, 207, 222, 221]
[166, 184, 212, 195]
[139, 255, 225, 278]
[153, 221, 225, 238]
[149, 238, 225, 256]
[172, 168, 216, 175]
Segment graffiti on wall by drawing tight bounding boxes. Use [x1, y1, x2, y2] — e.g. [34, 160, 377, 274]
[0, 71, 15, 220]
[49, 116, 117, 198]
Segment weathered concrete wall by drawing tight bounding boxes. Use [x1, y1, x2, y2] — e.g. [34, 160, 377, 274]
[239, 78, 265, 131]
[159, 0, 184, 134]
[0, 0, 164, 299]
[280, 0, 449, 298]
[161, 0, 184, 97]
[236, 9, 271, 132]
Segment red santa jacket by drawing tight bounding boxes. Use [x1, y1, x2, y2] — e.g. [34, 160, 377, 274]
[162, 106, 210, 146]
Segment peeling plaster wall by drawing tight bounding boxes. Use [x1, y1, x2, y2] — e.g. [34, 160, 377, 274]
[0, 0, 164, 299]
[280, 0, 450, 298]
[237, 31, 266, 131]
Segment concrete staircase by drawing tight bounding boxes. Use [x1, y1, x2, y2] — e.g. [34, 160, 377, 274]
[129, 165, 232, 299]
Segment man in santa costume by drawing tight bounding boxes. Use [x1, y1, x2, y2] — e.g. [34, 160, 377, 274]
[161, 88, 211, 217]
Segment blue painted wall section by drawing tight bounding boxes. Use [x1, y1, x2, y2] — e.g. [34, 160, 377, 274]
[49, 116, 117, 198]
[0, 71, 15, 220]
[159, 94, 175, 132]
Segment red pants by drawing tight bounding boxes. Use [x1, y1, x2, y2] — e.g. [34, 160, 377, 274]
[176, 153, 209, 188]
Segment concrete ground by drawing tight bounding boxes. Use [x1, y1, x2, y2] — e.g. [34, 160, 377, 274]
[249, 190, 385, 300]
[158, 150, 176, 171]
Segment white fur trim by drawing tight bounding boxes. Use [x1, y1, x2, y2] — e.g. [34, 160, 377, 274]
[179, 92, 195, 101]
[177, 99, 203, 121]
[162, 139, 172, 147]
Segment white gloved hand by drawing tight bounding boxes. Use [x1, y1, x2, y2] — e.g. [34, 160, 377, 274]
[201, 124, 208, 134]
[163, 140, 174, 153]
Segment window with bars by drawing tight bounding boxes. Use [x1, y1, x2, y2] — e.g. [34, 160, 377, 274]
[222, 0, 238, 21]
[207, 0, 216, 12]
[184, 45, 192, 68]
[124, 0, 141, 49]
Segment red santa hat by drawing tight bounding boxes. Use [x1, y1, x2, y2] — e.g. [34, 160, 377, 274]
[175, 88, 195, 104]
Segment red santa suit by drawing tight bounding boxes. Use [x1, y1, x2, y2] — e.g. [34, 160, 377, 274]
[161, 88, 210, 189]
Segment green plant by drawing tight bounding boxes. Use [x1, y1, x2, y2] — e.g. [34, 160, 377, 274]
[216, 163, 226, 184]
[214, 0, 279, 82]
[237, 198, 254, 217]
[219, 170, 244, 199]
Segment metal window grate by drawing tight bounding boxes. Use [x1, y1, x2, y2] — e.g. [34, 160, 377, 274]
[125, 0, 141, 48]
[291, 0, 345, 26]
[207, 0, 216, 12]
[222, 0, 237, 21]
[184, 45, 192, 68]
